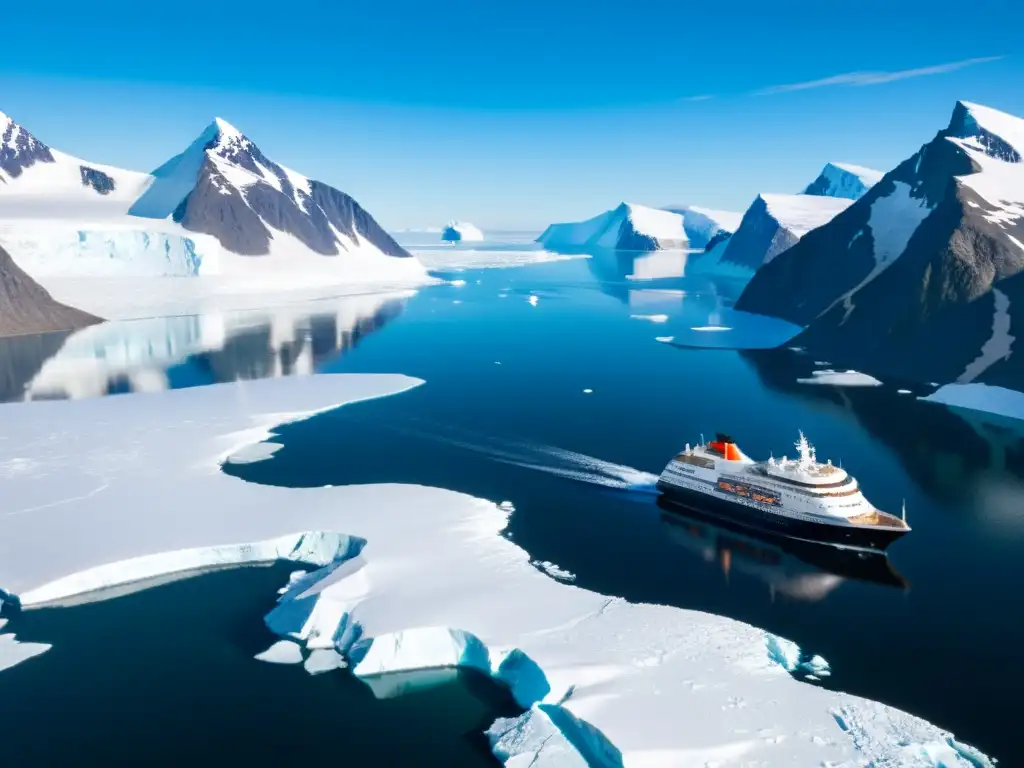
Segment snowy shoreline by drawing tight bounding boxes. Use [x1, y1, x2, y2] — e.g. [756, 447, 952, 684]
[0, 374, 994, 766]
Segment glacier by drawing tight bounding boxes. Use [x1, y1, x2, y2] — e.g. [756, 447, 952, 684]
[0, 223, 213, 277]
[0, 372, 995, 767]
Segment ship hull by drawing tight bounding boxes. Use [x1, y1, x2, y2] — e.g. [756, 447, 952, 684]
[656, 480, 907, 551]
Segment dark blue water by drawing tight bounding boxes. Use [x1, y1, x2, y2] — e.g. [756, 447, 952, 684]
[3, 246, 1021, 761]
[0, 564, 519, 766]
[213, 253, 1024, 763]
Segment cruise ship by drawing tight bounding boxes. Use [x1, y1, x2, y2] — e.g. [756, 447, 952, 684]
[656, 431, 910, 551]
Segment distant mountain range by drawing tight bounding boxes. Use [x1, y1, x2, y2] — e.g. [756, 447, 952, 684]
[736, 100, 1024, 393]
[0, 111, 417, 277]
[687, 163, 882, 277]
[537, 163, 883, 265]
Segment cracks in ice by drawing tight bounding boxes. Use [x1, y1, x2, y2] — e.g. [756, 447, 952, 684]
[1, 474, 110, 519]
[0, 526, 982, 767]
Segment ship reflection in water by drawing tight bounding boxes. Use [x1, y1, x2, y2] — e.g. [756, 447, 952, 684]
[656, 497, 908, 601]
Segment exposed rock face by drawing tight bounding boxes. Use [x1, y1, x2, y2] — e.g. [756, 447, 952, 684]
[137, 119, 413, 260]
[0, 244, 101, 337]
[79, 166, 116, 195]
[703, 230, 732, 254]
[735, 101, 1024, 391]
[0, 113, 55, 180]
[709, 194, 853, 273]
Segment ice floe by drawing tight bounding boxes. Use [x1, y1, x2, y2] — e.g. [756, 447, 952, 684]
[630, 314, 668, 323]
[0, 374, 992, 766]
[797, 369, 884, 387]
[922, 382, 1024, 422]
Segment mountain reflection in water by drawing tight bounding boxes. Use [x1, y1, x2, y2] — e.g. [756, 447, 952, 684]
[0, 291, 409, 403]
[739, 347, 1024, 524]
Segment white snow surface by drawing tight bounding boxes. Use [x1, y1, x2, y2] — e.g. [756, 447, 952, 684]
[538, 203, 687, 251]
[661, 205, 743, 248]
[797, 369, 884, 387]
[923, 382, 1024, 422]
[948, 102, 1024, 229]
[760, 194, 855, 239]
[690, 194, 851, 277]
[831, 181, 935, 323]
[0, 111, 152, 216]
[441, 221, 485, 242]
[0, 373, 992, 767]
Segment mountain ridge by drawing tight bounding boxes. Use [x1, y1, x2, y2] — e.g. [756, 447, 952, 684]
[735, 100, 1024, 391]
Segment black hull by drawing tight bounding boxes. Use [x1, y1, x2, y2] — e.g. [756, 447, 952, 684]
[657, 480, 908, 551]
[657, 499, 908, 590]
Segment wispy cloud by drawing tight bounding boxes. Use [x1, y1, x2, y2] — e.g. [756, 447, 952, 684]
[680, 94, 715, 102]
[754, 55, 1003, 96]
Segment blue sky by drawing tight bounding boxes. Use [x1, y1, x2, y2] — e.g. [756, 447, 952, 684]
[2, 0, 1022, 230]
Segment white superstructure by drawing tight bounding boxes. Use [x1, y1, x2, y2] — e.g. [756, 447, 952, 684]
[658, 431, 908, 532]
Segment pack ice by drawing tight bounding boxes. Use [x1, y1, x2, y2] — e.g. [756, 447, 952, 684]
[0, 373, 993, 767]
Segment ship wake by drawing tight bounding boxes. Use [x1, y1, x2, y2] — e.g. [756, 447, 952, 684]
[373, 418, 660, 493]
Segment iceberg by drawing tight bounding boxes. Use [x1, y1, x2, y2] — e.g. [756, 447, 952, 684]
[922, 382, 1024, 422]
[0, 373, 993, 767]
[441, 221, 485, 242]
[539, 203, 688, 252]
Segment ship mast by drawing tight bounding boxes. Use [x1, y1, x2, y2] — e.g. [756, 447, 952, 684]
[795, 431, 815, 469]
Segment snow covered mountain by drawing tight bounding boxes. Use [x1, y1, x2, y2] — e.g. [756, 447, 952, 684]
[130, 118, 413, 263]
[691, 193, 853, 276]
[0, 243, 99, 337]
[661, 205, 743, 249]
[0, 111, 422, 285]
[736, 100, 1024, 392]
[538, 203, 688, 251]
[1, 110, 151, 216]
[441, 221, 484, 242]
[802, 162, 884, 200]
